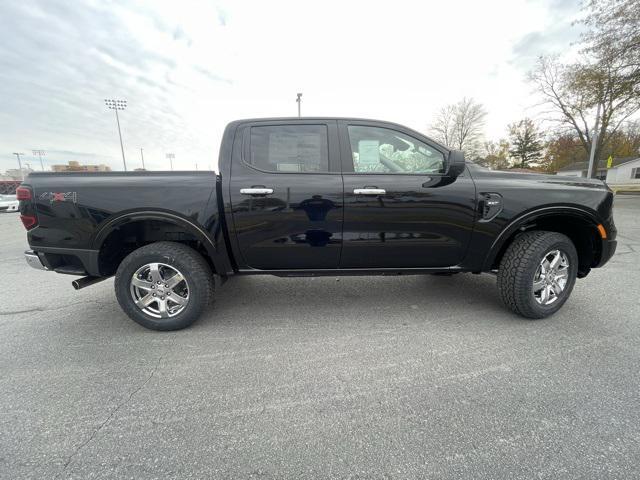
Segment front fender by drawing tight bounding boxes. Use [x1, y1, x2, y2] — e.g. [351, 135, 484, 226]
[481, 206, 602, 271]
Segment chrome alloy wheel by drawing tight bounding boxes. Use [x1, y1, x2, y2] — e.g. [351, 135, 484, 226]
[533, 249, 570, 306]
[129, 263, 189, 318]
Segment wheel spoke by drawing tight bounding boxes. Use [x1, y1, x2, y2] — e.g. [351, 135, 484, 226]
[540, 285, 550, 304]
[168, 294, 187, 306]
[148, 263, 162, 283]
[533, 279, 545, 292]
[166, 272, 185, 289]
[135, 293, 155, 309]
[131, 277, 154, 290]
[549, 251, 561, 270]
[157, 299, 169, 318]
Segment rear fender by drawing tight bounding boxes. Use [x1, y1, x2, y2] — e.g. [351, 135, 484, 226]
[92, 210, 224, 274]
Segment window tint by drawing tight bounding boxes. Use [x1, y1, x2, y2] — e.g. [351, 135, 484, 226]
[347, 125, 445, 174]
[249, 125, 329, 173]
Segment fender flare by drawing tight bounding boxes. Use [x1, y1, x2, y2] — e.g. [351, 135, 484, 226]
[481, 206, 601, 271]
[92, 210, 223, 273]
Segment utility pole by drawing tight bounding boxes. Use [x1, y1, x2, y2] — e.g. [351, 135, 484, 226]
[32, 150, 46, 171]
[12, 152, 25, 180]
[140, 148, 145, 170]
[296, 92, 302, 117]
[166, 153, 175, 171]
[104, 99, 128, 171]
[586, 102, 602, 179]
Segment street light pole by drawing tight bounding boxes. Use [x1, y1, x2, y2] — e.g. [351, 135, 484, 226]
[296, 93, 302, 117]
[166, 153, 175, 171]
[104, 99, 128, 171]
[12, 152, 25, 180]
[140, 148, 145, 170]
[32, 150, 46, 171]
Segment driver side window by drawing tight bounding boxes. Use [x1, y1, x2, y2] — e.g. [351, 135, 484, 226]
[347, 125, 445, 174]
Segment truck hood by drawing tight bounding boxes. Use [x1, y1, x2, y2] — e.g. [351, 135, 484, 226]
[471, 167, 608, 190]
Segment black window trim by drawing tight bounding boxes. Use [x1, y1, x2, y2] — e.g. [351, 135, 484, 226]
[241, 120, 340, 175]
[339, 120, 451, 177]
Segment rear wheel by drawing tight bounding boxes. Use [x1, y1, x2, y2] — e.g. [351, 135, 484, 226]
[497, 231, 578, 319]
[115, 242, 214, 330]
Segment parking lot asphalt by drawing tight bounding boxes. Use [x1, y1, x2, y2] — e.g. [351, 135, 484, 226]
[1, 196, 639, 479]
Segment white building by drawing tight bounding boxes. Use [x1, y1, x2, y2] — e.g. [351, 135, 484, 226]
[557, 156, 640, 184]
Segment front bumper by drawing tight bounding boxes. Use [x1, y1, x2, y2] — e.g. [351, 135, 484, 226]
[597, 239, 617, 268]
[25, 250, 49, 271]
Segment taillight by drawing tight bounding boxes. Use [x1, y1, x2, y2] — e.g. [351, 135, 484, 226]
[20, 215, 37, 230]
[17, 186, 37, 230]
[16, 186, 32, 201]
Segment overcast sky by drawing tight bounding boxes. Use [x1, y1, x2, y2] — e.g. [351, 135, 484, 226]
[0, 0, 585, 173]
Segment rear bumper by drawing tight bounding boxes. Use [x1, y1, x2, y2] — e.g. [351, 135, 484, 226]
[24, 246, 98, 275]
[25, 250, 49, 270]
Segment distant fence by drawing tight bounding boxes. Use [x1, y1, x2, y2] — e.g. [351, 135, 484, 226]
[0, 181, 21, 195]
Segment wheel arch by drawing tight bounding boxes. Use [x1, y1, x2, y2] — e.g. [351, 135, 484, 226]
[92, 210, 222, 276]
[484, 206, 604, 277]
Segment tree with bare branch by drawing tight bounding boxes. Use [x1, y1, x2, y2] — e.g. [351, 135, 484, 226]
[529, 0, 640, 177]
[429, 97, 487, 158]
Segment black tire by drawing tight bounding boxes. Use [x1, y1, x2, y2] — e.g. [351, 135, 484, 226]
[497, 231, 578, 319]
[114, 242, 214, 331]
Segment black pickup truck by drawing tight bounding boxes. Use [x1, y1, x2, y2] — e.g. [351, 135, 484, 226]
[19, 118, 617, 330]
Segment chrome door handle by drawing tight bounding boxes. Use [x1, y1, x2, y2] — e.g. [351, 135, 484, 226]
[353, 188, 386, 195]
[240, 188, 274, 195]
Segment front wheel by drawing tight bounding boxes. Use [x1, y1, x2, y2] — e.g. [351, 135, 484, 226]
[114, 242, 214, 331]
[497, 231, 578, 319]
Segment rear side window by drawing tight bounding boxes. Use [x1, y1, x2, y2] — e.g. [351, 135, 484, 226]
[249, 125, 329, 173]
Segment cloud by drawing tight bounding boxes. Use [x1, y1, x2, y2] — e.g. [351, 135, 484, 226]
[0, 0, 592, 173]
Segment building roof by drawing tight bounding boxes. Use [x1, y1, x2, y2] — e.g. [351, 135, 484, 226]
[558, 156, 640, 172]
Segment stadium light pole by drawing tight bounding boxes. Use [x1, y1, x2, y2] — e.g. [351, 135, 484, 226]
[12, 152, 25, 180]
[296, 93, 302, 117]
[32, 150, 46, 171]
[104, 99, 128, 171]
[166, 153, 175, 171]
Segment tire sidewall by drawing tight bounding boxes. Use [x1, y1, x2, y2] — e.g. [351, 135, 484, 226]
[115, 248, 208, 331]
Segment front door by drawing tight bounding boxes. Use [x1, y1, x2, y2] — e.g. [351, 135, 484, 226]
[229, 121, 343, 270]
[339, 121, 477, 269]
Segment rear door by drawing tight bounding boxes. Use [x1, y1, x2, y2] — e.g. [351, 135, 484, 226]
[339, 120, 476, 268]
[229, 120, 343, 270]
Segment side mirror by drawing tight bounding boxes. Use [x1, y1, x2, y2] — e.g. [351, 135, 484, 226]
[447, 150, 465, 177]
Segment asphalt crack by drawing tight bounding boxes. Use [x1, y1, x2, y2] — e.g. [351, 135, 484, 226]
[0, 300, 113, 317]
[56, 353, 166, 477]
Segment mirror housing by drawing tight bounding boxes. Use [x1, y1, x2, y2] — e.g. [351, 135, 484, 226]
[447, 150, 466, 177]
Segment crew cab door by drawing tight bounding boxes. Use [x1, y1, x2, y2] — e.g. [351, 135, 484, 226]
[338, 121, 476, 268]
[229, 120, 343, 270]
